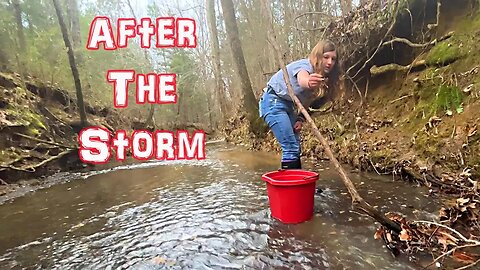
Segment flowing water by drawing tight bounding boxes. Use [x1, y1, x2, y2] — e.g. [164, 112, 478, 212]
[0, 143, 441, 269]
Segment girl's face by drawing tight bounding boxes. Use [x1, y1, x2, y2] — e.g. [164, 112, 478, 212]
[322, 51, 337, 74]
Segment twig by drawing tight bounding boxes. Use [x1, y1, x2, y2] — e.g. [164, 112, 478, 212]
[382, 30, 453, 49]
[346, 74, 363, 107]
[0, 150, 74, 173]
[423, 243, 480, 269]
[460, 66, 479, 77]
[364, 78, 369, 99]
[27, 150, 73, 170]
[427, 0, 441, 30]
[42, 107, 67, 125]
[0, 178, 9, 185]
[382, 37, 437, 48]
[455, 258, 480, 270]
[413, 221, 480, 244]
[0, 164, 35, 172]
[14, 133, 75, 149]
[369, 159, 382, 175]
[390, 94, 413, 104]
[293, 11, 334, 32]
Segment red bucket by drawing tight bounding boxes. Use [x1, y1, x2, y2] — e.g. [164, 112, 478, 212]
[261, 170, 319, 224]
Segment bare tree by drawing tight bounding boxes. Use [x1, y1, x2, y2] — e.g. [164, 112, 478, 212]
[206, 0, 228, 121]
[65, 0, 81, 48]
[219, 0, 259, 129]
[52, 0, 87, 126]
[11, 0, 26, 52]
[125, 0, 157, 129]
[339, 0, 352, 15]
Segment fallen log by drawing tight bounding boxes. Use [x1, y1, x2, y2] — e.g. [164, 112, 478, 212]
[260, 0, 401, 233]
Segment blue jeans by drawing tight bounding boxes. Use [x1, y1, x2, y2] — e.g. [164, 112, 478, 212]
[259, 87, 301, 161]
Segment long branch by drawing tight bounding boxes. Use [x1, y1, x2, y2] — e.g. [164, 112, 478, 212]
[260, 0, 401, 233]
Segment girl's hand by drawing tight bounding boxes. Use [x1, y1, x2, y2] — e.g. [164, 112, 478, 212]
[307, 73, 324, 89]
[294, 121, 302, 133]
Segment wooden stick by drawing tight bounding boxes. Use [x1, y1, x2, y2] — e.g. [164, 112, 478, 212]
[260, 0, 401, 233]
[390, 94, 413, 104]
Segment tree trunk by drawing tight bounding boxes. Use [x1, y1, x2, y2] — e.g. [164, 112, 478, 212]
[125, 0, 156, 129]
[219, 0, 260, 131]
[66, 0, 81, 48]
[52, 0, 88, 127]
[206, 0, 228, 122]
[339, 0, 352, 15]
[12, 0, 26, 52]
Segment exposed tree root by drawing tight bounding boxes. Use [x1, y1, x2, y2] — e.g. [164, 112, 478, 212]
[14, 132, 76, 149]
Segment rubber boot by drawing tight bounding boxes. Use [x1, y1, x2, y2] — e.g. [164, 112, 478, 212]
[281, 159, 301, 169]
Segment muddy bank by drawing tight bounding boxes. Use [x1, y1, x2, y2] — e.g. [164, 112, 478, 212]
[0, 71, 137, 193]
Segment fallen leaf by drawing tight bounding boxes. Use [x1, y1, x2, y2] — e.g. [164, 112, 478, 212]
[151, 256, 167, 264]
[399, 229, 412, 241]
[453, 250, 478, 264]
[374, 228, 384, 240]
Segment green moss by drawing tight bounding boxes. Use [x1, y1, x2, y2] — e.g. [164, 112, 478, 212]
[426, 41, 463, 66]
[5, 105, 47, 136]
[24, 111, 47, 130]
[370, 148, 395, 161]
[414, 132, 444, 156]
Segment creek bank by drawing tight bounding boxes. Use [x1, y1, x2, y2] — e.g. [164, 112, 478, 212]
[0, 71, 138, 196]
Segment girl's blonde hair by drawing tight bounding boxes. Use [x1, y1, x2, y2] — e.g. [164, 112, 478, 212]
[308, 40, 339, 98]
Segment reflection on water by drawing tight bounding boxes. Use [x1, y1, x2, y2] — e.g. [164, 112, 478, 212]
[0, 143, 438, 269]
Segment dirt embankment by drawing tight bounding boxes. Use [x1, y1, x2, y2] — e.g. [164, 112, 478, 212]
[0, 72, 133, 192]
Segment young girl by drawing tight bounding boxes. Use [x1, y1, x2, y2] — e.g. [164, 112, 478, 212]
[259, 40, 339, 169]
